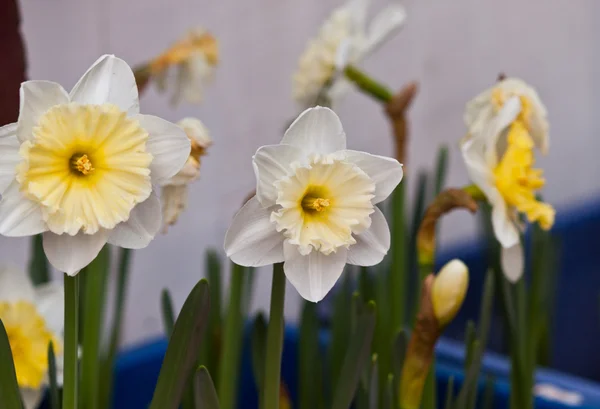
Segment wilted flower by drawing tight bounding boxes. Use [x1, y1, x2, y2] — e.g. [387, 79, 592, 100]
[224, 107, 403, 302]
[292, 0, 406, 107]
[460, 78, 554, 282]
[0, 265, 63, 409]
[0, 55, 191, 275]
[150, 28, 218, 105]
[161, 117, 212, 231]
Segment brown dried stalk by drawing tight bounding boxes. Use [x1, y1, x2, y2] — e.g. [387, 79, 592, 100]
[384, 81, 418, 165]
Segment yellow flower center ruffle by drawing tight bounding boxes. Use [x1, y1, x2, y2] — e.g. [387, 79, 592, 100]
[493, 120, 555, 230]
[271, 155, 375, 256]
[17, 103, 153, 235]
[0, 301, 61, 389]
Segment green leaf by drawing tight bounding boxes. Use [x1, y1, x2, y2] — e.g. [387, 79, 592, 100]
[368, 355, 379, 409]
[217, 263, 246, 409]
[455, 341, 482, 409]
[331, 301, 377, 409]
[0, 320, 22, 409]
[193, 367, 220, 409]
[48, 342, 61, 409]
[383, 374, 393, 409]
[80, 246, 110, 409]
[63, 273, 80, 409]
[392, 329, 407, 383]
[358, 267, 376, 303]
[443, 376, 454, 409]
[433, 145, 449, 196]
[199, 250, 222, 378]
[409, 172, 428, 296]
[478, 269, 495, 352]
[251, 313, 267, 393]
[329, 271, 353, 392]
[299, 302, 321, 409]
[464, 321, 476, 370]
[161, 289, 176, 337]
[389, 184, 407, 330]
[481, 376, 495, 409]
[28, 234, 49, 285]
[149, 279, 210, 409]
[99, 247, 132, 409]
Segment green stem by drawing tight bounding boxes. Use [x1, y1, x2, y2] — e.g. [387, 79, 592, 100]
[217, 263, 245, 409]
[344, 65, 394, 103]
[390, 184, 406, 331]
[262, 263, 286, 409]
[462, 184, 486, 201]
[63, 274, 80, 409]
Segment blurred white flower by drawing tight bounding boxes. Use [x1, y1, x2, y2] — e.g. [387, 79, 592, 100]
[0, 265, 63, 409]
[161, 118, 212, 231]
[0, 55, 191, 275]
[460, 78, 554, 282]
[293, 0, 406, 108]
[224, 107, 403, 302]
[151, 28, 218, 105]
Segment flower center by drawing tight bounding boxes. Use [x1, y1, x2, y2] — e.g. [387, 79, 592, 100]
[17, 103, 153, 235]
[71, 154, 95, 175]
[0, 301, 61, 389]
[493, 120, 555, 230]
[271, 155, 375, 255]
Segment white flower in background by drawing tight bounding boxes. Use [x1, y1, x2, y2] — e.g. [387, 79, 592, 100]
[224, 107, 403, 302]
[293, 0, 406, 107]
[0, 265, 63, 409]
[0, 55, 191, 275]
[460, 78, 554, 282]
[161, 117, 212, 231]
[150, 28, 218, 105]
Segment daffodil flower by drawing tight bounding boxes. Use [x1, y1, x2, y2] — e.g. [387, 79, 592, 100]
[0, 55, 191, 275]
[224, 107, 403, 302]
[292, 0, 406, 108]
[0, 265, 63, 409]
[150, 28, 218, 105]
[161, 117, 212, 231]
[460, 78, 555, 282]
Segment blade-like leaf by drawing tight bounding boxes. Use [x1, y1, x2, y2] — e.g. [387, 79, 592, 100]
[149, 279, 210, 409]
[0, 320, 22, 409]
[161, 289, 176, 337]
[48, 342, 61, 409]
[299, 302, 321, 409]
[464, 321, 476, 370]
[392, 329, 407, 382]
[481, 376, 495, 409]
[80, 246, 110, 409]
[433, 145, 449, 196]
[28, 234, 49, 285]
[193, 366, 220, 409]
[200, 250, 222, 376]
[330, 272, 353, 392]
[251, 313, 267, 393]
[368, 355, 378, 409]
[443, 376, 454, 409]
[331, 301, 377, 409]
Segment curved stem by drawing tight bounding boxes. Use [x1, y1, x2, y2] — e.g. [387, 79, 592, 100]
[344, 65, 393, 103]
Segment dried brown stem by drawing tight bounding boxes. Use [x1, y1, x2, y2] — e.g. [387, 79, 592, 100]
[384, 81, 418, 165]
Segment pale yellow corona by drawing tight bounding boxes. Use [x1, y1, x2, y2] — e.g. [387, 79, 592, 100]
[0, 301, 61, 389]
[17, 103, 153, 236]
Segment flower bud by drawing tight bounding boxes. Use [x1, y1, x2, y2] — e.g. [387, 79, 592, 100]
[431, 259, 469, 328]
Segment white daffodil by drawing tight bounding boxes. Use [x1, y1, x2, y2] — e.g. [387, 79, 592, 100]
[292, 0, 406, 108]
[161, 117, 212, 231]
[0, 265, 63, 409]
[151, 28, 218, 105]
[224, 107, 403, 302]
[0, 55, 191, 275]
[460, 78, 554, 282]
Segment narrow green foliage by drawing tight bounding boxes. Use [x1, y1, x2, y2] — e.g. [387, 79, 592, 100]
[368, 355, 378, 409]
[391, 329, 407, 383]
[251, 313, 267, 393]
[433, 145, 449, 196]
[299, 302, 321, 409]
[48, 342, 61, 409]
[149, 279, 210, 409]
[161, 289, 176, 337]
[193, 367, 220, 409]
[63, 273, 80, 409]
[359, 267, 376, 303]
[390, 184, 407, 331]
[443, 376, 454, 409]
[481, 376, 495, 409]
[28, 234, 49, 285]
[200, 250, 223, 377]
[330, 272, 353, 392]
[0, 320, 22, 409]
[464, 321, 477, 369]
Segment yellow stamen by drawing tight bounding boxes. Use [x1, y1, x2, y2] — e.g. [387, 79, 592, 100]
[302, 196, 330, 212]
[493, 121, 555, 230]
[71, 154, 94, 175]
[0, 301, 61, 389]
[190, 139, 208, 163]
[491, 88, 532, 125]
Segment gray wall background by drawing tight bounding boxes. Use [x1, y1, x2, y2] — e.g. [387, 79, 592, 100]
[2, 0, 598, 346]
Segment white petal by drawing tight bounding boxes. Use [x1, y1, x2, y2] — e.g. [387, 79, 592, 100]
[252, 144, 304, 206]
[69, 55, 139, 116]
[343, 150, 403, 204]
[161, 184, 188, 231]
[281, 107, 346, 154]
[18, 81, 69, 143]
[346, 0, 369, 29]
[0, 264, 35, 302]
[21, 388, 44, 409]
[138, 114, 191, 186]
[224, 196, 284, 267]
[0, 181, 46, 237]
[283, 242, 348, 302]
[108, 191, 161, 249]
[501, 243, 524, 283]
[0, 123, 20, 193]
[335, 38, 353, 71]
[491, 199, 520, 248]
[363, 4, 407, 55]
[483, 96, 521, 168]
[43, 230, 109, 276]
[347, 207, 390, 266]
[35, 282, 64, 335]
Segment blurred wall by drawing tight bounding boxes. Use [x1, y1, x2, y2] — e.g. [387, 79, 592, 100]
[2, 0, 598, 346]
